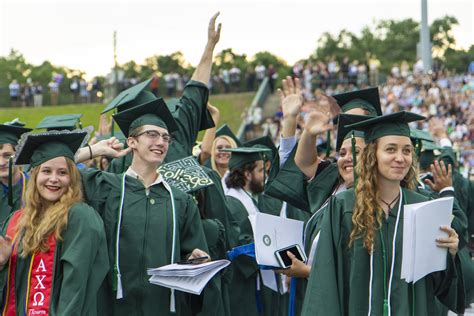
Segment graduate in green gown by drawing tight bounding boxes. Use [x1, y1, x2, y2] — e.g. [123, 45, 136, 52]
[223, 147, 287, 316]
[272, 113, 368, 315]
[302, 111, 466, 315]
[0, 121, 32, 224]
[0, 129, 108, 316]
[76, 91, 210, 316]
[106, 13, 221, 174]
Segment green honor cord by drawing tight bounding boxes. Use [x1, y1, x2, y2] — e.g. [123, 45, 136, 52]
[326, 130, 331, 158]
[8, 157, 13, 208]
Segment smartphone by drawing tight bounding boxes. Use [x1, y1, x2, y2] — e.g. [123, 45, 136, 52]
[274, 244, 307, 268]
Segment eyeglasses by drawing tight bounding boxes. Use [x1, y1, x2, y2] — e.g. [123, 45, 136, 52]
[133, 130, 173, 143]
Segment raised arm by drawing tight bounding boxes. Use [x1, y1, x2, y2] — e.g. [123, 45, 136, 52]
[295, 110, 332, 178]
[277, 76, 303, 166]
[191, 12, 221, 85]
[199, 103, 220, 164]
[279, 76, 303, 138]
[76, 137, 131, 163]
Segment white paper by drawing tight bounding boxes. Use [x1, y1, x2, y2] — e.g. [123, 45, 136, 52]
[251, 212, 305, 267]
[260, 269, 278, 291]
[401, 197, 453, 283]
[148, 259, 230, 295]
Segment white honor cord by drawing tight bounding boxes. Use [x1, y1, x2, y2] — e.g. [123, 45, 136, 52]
[162, 180, 177, 313]
[367, 187, 403, 316]
[368, 250, 374, 316]
[387, 187, 403, 316]
[115, 173, 127, 299]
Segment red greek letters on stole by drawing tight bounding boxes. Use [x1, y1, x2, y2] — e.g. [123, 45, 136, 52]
[3, 211, 57, 316]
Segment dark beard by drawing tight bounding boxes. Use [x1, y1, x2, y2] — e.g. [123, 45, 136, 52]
[249, 177, 264, 194]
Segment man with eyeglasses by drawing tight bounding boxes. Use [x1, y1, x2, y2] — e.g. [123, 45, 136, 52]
[76, 97, 210, 316]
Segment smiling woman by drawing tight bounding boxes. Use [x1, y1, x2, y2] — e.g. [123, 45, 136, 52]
[302, 111, 466, 315]
[0, 129, 108, 316]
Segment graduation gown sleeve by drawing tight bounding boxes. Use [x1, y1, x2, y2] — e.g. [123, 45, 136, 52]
[53, 203, 109, 316]
[265, 145, 310, 212]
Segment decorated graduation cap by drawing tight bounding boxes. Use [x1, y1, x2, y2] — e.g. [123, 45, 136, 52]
[0, 124, 32, 146]
[36, 114, 83, 131]
[15, 129, 89, 168]
[113, 98, 179, 137]
[244, 136, 277, 164]
[332, 87, 382, 116]
[216, 124, 242, 147]
[223, 147, 272, 170]
[345, 111, 426, 143]
[158, 156, 214, 193]
[101, 79, 156, 114]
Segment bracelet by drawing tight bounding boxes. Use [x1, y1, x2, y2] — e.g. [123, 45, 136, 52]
[87, 144, 93, 160]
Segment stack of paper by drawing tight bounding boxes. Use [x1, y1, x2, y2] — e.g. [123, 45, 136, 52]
[147, 260, 230, 295]
[401, 197, 453, 283]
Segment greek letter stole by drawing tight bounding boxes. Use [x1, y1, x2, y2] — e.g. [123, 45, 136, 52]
[2, 210, 57, 316]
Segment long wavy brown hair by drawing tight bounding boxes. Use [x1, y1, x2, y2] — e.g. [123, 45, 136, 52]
[14, 158, 83, 257]
[349, 141, 417, 253]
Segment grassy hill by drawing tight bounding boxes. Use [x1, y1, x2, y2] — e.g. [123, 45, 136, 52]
[0, 92, 254, 139]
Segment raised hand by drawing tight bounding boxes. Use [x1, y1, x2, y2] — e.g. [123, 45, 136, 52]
[208, 12, 221, 47]
[92, 137, 132, 159]
[98, 114, 112, 136]
[207, 103, 220, 125]
[278, 76, 303, 118]
[424, 160, 452, 192]
[304, 110, 333, 136]
[315, 95, 340, 121]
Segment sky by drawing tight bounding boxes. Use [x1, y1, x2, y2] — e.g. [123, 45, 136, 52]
[1, 0, 473, 79]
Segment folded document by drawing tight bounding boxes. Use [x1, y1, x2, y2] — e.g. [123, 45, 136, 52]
[148, 260, 230, 295]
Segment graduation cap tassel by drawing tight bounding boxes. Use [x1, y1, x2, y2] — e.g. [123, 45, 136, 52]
[351, 133, 357, 187]
[111, 109, 117, 137]
[8, 156, 13, 208]
[415, 139, 422, 158]
[325, 130, 331, 158]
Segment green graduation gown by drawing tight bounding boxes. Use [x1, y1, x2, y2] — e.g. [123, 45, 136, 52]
[226, 192, 289, 316]
[0, 202, 109, 316]
[265, 145, 311, 212]
[80, 168, 209, 316]
[108, 80, 210, 173]
[0, 172, 27, 226]
[302, 188, 466, 315]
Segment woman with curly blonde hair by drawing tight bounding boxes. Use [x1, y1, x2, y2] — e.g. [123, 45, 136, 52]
[302, 112, 465, 315]
[0, 130, 108, 316]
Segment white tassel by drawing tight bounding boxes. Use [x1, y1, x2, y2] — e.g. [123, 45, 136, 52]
[170, 289, 176, 312]
[116, 274, 123, 299]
